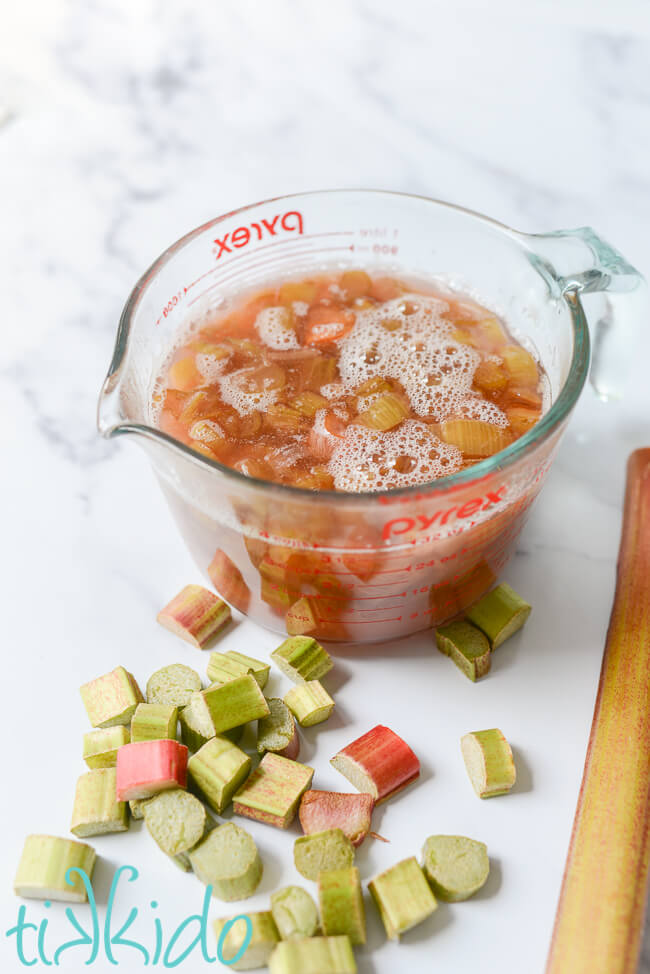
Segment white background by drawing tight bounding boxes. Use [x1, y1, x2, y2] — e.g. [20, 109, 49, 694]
[1, 2, 650, 972]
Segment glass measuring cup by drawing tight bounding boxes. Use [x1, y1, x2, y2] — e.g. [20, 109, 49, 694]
[97, 190, 645, 643]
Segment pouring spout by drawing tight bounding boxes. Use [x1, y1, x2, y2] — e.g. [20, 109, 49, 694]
[522, 227, 648, 402]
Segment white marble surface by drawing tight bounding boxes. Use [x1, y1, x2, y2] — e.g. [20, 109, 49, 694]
[2, 2, 650, 972]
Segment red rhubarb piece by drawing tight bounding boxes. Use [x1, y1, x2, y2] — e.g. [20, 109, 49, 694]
[330, 725, 419, 804]
[116, 740, 188, 801]
[298, 790, 375, 847]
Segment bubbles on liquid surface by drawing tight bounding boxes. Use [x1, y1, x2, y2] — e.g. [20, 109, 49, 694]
[219, 367, 281, 415]
[255, 306, 300, 350]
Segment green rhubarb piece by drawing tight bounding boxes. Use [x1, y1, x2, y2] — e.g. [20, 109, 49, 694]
[14, 835, 97, 903]
[421, 835, 490, 901]
[465, 582, 531, 648]
[70, 768, 128, 837]
[269, 936, 357, 974]
[257, 698, 299, 758]
[201, 675, 270, 734]
[188, 736, 251, 813]
[284, 681, 335, 727]
[435, 619, 491, 681]
[179, 691, 244, 752]
[319, 867, 366, 945]
[188, 822, 262, 901]
[271, 636, 333, 684]
[233, 753, 314, 829]
[214, 911, 280, 970]
[368, 857, 437, 940]
[226, 650, 270, 689]
[130, 703, 178, 742]
[82, 726, 130, 769]
[80, 665, 144, 727]
[270, 885, 320, 940]
[143, 788, 207, 857]
[128, 798, 151, 820]
[146, 663, 202, 707]
[294, 829, 355, 881]
[460, 728, 517, 798]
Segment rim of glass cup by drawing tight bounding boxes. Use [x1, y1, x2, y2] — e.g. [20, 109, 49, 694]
[100, 188, 590, 502]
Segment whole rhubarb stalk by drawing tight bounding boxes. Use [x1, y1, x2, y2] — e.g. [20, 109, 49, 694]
[546, 449, 650, 974]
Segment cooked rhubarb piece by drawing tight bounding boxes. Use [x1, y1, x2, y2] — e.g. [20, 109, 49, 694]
[115, 739, 188, 801]
[14, 835, 96, 903]
[233, 753, 314, 829]
[269, 936, 357, 974]
[465, 583, 531, 648]
[298, 791, 374, 847]
[188, 736, 251, 814]
[293, 829, 355, 881]
[189, 822, 262, 901]
[270, 886, 320, 940]
[421, 834, 490, 901]
[435, 619, 491, 681]
[130, 703, 178, 743]
[142, 789, 207, 857]
[330, 725, 419, 803]
[207, 549, 251, 613]
[82, 726, 130, 769]
[214, 912, 280, 970]
[284, 681, 335, 727]
[257, 698, 300, 760]
[70, 768, 128, 837]
[271, 636, 333, 684]
[157, 584, 231, 648]
[319, 867, 366, 945]
[146, 663, 202, 707]
[460, 728, 516, 798]
[368, 857, 437, 940]
[80, 666, 144, 728]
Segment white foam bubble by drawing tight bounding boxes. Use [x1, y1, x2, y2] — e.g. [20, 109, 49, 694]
[292, 301, 309, 317]
[196, 348, 231, 383]
[321, 383, 346, 400]
[327, 420, 463, 492]
[255, 306, 299, 350]
[218, 368, 280, 416]
[457, 395, 508, 427]
[336, 294, 481, 422]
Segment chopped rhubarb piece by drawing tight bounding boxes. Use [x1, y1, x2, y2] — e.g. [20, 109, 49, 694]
[179, 690, 243, 752]
[146, 664, 202, 707]
[271, 636, 333, 684]
[368, 857, 437, 940]
[188, 736, 252, 814]
[70, 768, 128, 838]
[460, 728, 516, 798]
[257, 698, 300, 760]
[319, 867, 366, 945]
[143, 789, 207, 857]
[298, 791, 374, 848]
[284, 681, 335, 727]
[189, 822, 262, 901]
[293, 829, 355, 881]
[421, 834, 490, 901]
[225, 650, 270, 688]
[269, 936, 357, 974]
[82, 726, 130, 769]
[214, 911, 280, 970]
[128, 798, 150, 820]
[79, 666, 144, 728]
[304, 308, 355, 345]
[285, 597, 319, 636]
[465, 583, 531, 648]
[130, 703, 178, 742]
[330, 725, 419, 804]
[206, 650, 269, 688]
[116, 739, 188, 801]
[157, 584, 231, 648]
[14, 835, 97, 903]
[208, 549, 251, 613]
[435, 620, 491, 681]
[270, 885, 319, 940]
[200, 675, 270, 734]
[233, 753, 314, 829]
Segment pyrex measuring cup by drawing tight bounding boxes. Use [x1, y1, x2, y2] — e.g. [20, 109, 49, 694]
[97, 190, 645, 643]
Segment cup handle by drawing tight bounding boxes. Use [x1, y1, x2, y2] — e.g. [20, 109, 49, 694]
[525, 227, 648, 401]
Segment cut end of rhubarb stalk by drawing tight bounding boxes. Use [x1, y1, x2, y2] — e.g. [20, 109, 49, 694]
[188, 736, 252, 814]
[465, 583, 531, 649]
[270, 885, 320, 940]
[128, 798, 150, 820]
[189, 822, 262, 901]
[330, 725, 420, 804]
[233, 752, 314, 829]
[257, 698, 300, 760]
[368, 857, 437, 941]
[157, 584, 231, 648]
[82, 726, 130, 769]
[268, 936, 357, 974]
[79, 666, 144, 728]
[435, 620, 491, 681]
[271, 636, 333, 684]
[142, 788, 207, 856]
[421, 834, 490, 902]
[70, 768, 129, 838]
[130, 703, 178, 743]
[14, 835, 97, 903]
[293, 829, 355, 881]
[201, 675, 270, 735]
[116, 739, 188, 801]
[299, 791, 374, 848]
[284, 681, 335, 727]
[146, 664, 202, 707]
[460, 728, 516, 798]
[319, 866, 366, 946]
[214, 911, 280, 971]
